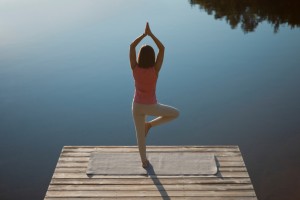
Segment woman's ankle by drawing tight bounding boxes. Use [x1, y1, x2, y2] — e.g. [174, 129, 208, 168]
[142, 159, 149, 168]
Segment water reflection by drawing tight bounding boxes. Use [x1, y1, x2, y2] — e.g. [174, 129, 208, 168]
[189, 0, 300, 33]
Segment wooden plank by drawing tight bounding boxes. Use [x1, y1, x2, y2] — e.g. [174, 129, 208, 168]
[46, 190, 256, 197]
[54, 166, 248, 173]
[61, 146, 240, 152]
[57, 156, 244, 162]
[62, 147, 240, 152]
[60, 152, 242, 158]
[55, 161, 245, 168]
[48, 184, 254, 191]
[63, 145, 240, 149]
[52, 171, 249, 179]
[62, 148, 240, 153]
[45, 197, 257, 200]
[61, 146, 240, 150]
[50, 177, 253, 185]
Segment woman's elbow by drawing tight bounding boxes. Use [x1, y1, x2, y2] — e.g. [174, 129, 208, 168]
[159, 46, 165, 53]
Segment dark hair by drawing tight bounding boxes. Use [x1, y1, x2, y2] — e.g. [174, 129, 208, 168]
[137, 45, 155, 68]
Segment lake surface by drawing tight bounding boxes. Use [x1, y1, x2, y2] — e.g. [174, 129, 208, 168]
[1, 1, 300, 199]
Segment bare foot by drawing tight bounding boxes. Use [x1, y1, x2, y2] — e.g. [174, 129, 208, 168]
[145, 122, 152, 137]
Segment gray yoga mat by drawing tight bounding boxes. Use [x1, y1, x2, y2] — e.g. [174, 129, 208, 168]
[86, 151, 218, 176]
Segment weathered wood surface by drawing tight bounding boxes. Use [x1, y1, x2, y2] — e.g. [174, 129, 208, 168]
[45, 146, 257, 199]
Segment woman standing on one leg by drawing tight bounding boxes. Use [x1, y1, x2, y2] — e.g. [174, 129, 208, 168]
[129, 22, 179, 168]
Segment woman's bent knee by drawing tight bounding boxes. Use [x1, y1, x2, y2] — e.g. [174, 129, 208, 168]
[175, 109, 180, 118]
[172, 108, 180, 118]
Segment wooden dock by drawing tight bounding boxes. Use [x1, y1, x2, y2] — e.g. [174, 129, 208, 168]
[45, 146, 257, 199]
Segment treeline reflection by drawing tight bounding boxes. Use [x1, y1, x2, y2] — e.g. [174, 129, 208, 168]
[189, 0, 300, 33]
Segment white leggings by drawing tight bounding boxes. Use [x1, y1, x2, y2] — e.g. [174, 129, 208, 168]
[132, 102, 179, 162]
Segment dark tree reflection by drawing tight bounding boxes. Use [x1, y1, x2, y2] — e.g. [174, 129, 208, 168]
[189, 0, 300, 33]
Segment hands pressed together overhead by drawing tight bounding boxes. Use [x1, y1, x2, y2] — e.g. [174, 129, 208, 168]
[144, 22, 153, 36]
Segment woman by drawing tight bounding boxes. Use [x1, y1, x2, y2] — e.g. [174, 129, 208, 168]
[130, 22, 179, 168]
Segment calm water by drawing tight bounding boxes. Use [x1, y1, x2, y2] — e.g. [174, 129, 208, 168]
[1, 1, 300, 199]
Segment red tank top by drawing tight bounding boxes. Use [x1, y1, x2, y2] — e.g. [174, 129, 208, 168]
[133, 66, 158, 104]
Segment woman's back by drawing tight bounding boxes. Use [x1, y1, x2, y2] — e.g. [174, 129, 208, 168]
[133, 66, 157, 104]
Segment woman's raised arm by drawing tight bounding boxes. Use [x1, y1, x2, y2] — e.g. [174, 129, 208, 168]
[145, 23, 165, 74]
[129, 33, 146, 70]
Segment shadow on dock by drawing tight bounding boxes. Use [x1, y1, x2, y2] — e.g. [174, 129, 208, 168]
[146, 163, 170, 200]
